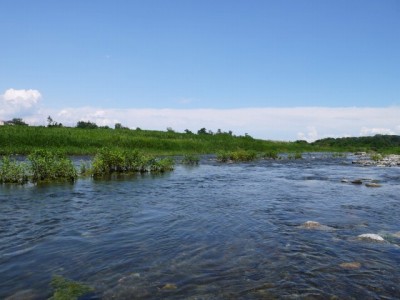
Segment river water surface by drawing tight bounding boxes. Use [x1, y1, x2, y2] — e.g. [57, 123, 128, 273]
[1, 154, 400, 299]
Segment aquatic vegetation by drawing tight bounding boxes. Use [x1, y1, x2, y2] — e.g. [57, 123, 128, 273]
[28, 150, 77, 183]
[262, 151, 279, 160]
[287, 152, 303, 159]
[149, 157, 175, 173]
[370, 153, 383, 161]
[0, 156, 29, 184]
[90, 148, 174, 176]
[50, 275, 93, 300]
[217, 150, 257, 162]
[217, 149, 258, 162]
[181, 154, 200, 165]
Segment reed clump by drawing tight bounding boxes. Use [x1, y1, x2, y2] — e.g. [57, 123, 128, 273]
[217, 149, 258, 162]
[181, 154, 200, 165]
[0, 156, 29, 184]
[90, 148, 175, 177]
[28, 150, 78, 183]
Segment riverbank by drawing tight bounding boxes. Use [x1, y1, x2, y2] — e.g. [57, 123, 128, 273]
[1, 125, 399, 156]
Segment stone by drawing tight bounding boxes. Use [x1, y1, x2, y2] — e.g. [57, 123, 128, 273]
[302, 221, 321, 229]
[357, 233, 385, 242]
[351, 179, 363, 184]
[339, 262, 361, 269]
[365, 183, 382, 188]
[162, 283, 177, 290]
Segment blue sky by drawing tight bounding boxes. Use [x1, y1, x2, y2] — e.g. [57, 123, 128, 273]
[1, 0, 399, 140]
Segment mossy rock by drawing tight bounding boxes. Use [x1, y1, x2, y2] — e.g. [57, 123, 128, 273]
[49, 275, 93, 300]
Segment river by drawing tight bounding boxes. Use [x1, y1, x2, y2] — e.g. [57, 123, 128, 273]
[1, 154, 400, 299]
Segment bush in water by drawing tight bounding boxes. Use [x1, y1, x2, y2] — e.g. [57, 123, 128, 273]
[181, 154, 200, 165]
[90, 148, 174, 176]
[0, 156, 29, 184]
[28, 150, 77, 182]
[217, 149, 258, 162]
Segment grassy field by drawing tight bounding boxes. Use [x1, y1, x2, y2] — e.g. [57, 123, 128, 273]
[0, 126, 315, 155]
[1, 125, 399, 155]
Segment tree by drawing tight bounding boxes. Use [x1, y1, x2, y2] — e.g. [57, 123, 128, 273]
[47, 115, 62, 127]
[76, 120, 98, 129]
[197, 128, 208, 135]
[184, 129, 193, 134]
[6, 118, 28, 126]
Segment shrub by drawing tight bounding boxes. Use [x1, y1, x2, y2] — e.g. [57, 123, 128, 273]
[28, 150, 77, 182]
[216, 151, 231, 162]
[287, 152, 303, 160]
[217, 150, 257, 162]
[181, 154, 200, 165]
[370, 153, 383, 161]
[0, 156, 29, 184]
[149, 157, 175, 173]
[90, 148, 174, 176]
[262, 151, 279, 160]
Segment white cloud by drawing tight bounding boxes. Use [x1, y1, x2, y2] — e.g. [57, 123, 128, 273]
[360, 127, 396, 136]
[22, 106, 400, 141]
[0, 88, 42, 119]
[297, 126, 319, 142]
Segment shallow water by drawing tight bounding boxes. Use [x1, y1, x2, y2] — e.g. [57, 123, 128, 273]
[1, 154, 400, 299]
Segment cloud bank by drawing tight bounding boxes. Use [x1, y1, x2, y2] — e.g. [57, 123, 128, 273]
[1, 89, 399, 141]
[0, 88, 42, 118]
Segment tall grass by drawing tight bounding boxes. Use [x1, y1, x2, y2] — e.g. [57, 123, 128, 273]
[0, 156, 29, 184]
[0, 126, 313, 155]
[217, 149, 258, 162]
[90, 148, 174, 177]
[28, 150, 78, 182]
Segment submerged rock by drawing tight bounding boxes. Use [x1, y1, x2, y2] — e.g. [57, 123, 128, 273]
[5, 289, 39, 300]
[353, 154, 400, 167]
[351, 179, 363, 184]
[298, 221, 334, 231]
[339, 262, 361, 269]
[392, 231, 400, 238]
[365, 183, 382, 188]
[302, 221, 321, 228]
[357, 233, 385, 242]
[162, 283, 177, 290]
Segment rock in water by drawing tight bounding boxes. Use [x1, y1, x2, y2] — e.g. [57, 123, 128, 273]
[357, 233, 385, 242]
[302, 221, 321, 229]
[351, 179, 363, 184]
[339, 262, 361, 269]
[162, 283, 177, 290]
[365, 183, 382, 188]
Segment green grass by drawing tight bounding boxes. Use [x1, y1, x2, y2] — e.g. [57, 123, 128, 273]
[90, 147, 174, 177]
[1, 126, 398, 156]
[217, 149, 258, 162]
[0, 156, 29, 184]
[0, 148, 175, 184]
[181, 154, 200, 165]
[29, 150, 77, 183]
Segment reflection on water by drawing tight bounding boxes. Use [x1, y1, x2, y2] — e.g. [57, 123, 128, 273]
[1, 155, 400, 299]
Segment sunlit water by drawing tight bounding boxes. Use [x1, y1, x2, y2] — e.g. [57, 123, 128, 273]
[1, 154, 400, 299]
